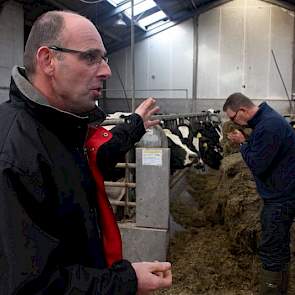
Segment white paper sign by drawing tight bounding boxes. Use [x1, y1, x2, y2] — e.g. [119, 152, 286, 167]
[142, 149, 162, 166]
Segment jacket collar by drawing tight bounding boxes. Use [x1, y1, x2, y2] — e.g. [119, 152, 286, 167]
[247, 102, 269, 128]
[10, 66, 106, 125]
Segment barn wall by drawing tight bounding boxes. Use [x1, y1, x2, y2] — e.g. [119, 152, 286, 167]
[104, 0, 294, 114]
[106, 19, 194, 100]
[101, 97, 293, 116]
[197, 0, 294, 100]
[0, 1, 24, 103]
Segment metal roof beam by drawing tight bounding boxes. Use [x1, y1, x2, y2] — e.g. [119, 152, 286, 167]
[153, 0, 185, 18]
[96, 1, 132, 22]
[87, 2, 145, 32]
[194, 0, 233, 15]
[261, 0, 295, 10]
[100, 27, 123, 42]
[44, 0, 72, 10]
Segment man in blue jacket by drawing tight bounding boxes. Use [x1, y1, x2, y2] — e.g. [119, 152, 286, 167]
[223, 92, 295, 295]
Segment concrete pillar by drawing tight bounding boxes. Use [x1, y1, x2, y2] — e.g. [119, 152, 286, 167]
[136, 148, 170, 229]
[119, 223, 168, 262]
[119, 147, 170, 262]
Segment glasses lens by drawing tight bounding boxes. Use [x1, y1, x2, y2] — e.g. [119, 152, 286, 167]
[79, 50, 108, 65]
[102, 56, 109, 64]
[78, 50, 98, 64]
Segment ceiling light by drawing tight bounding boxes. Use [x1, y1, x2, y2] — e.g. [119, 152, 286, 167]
[114, 13, 127, 26]
[124, 0, 157, 18]
[107, 0, 128, 6]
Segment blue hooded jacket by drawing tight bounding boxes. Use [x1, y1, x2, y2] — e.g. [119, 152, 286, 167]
[240, 102, 295, 201]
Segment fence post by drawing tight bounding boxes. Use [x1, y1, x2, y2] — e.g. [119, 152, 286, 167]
[136, 148, 170, 229]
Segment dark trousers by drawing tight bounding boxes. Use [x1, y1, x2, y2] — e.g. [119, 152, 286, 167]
[259, 200, 295, 271]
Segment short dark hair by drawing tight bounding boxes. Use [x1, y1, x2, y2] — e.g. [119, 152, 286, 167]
[23, 11, 66, 77]
[223, 92, 255, 112]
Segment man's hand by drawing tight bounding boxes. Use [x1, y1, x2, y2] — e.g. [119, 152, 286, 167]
[227, 129, 246, 144]
[132, 261, 172, 295]
[135, 97, 160, 129]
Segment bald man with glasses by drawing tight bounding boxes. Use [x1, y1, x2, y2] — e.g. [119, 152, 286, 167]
[0, 10, 171, 295]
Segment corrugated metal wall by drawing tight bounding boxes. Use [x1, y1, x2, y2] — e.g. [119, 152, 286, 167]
[197, 0, 294, 100]
[106, 19, 194, 100]
[0, 1, 24, 103]
[105, 0, 294, 113]
[0, 0, 293, 113]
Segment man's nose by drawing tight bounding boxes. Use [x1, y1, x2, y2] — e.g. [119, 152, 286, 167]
[97, 62, 112, 80]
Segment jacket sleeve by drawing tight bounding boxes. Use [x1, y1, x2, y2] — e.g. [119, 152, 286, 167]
[97, 113, 146, 179]
[0, 164, 137, 295]
[240, 119, 283, 177]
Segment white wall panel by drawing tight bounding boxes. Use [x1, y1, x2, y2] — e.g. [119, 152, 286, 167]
[0, 1, 23, 92]
[197, 8, 220, 98]
[108, 48, 131, 99]
[219, 5, 244, 98]
[145, 28, 173, 98]
[107, 19, 193, 100]
[147, 21, 193, 99]
[106, 0, 294, 112]
[269, 6, 294, 100]
[197, 0, 294, 100]
[134, 40, 149, 95]
[245, 2, 270, 98]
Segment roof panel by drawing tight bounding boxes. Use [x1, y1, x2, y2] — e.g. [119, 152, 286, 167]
[14, 0, 295, 53]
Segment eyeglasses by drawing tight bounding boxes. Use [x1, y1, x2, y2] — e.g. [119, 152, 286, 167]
[229, 110, 240, 122]
[48, 45, 109, 66]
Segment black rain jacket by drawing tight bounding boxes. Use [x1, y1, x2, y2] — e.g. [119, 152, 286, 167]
[0, 66, 145, 294]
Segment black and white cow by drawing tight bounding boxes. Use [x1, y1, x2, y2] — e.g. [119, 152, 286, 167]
[105, 113, 202, 172]
[105, 111, 223, 171]
[190, 112, 223, 170]
[162, 112, 223, 170]
[162, 128, 201, 171]
[100, 111, 223, 220]
[165, 119, 205, 170]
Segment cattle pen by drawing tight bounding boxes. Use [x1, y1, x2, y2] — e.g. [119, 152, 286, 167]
[2, 0, 295, 293]
[100, 111, 222, 263]
[102, 113, 295, 295]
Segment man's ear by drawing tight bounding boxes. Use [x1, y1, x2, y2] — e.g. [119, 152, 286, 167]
[36, 46, 55, 76]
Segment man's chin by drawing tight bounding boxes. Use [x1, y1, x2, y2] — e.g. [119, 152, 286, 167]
[73, 101, 97, 114]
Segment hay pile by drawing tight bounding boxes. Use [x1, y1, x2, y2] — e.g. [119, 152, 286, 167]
[156, 167, 260, 295]
[156, 121, 295, 294]
[209, 153, 261, 254]
[157, 225, 259, 295]
[156, 152, 263, 294]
